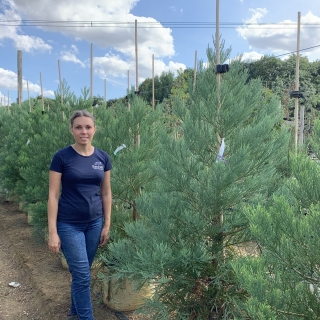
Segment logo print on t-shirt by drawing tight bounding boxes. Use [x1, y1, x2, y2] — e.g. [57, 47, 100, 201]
[92, 162, 104, 170]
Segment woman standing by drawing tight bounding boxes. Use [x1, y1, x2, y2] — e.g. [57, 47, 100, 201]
[47, 110, 112, 320]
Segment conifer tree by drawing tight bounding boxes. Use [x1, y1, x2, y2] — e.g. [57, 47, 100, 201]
[95, 93, 161, 241]
[233, 119, 320, 319]
[101, 44, 290, 319]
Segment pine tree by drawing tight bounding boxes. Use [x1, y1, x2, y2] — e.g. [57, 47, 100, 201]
[101, 44, 290, 319]
[233, 119, 320, 319]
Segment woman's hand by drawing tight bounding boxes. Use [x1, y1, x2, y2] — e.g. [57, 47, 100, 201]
[48, 232, 61, 253]
[99, 226, 110, 246]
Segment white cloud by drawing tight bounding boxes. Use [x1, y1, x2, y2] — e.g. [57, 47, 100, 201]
[0, 2, 52, 52]
[6, 0, 178, 77]
[93, 52, 186, 85]
[241, 51, 264, 62]
[0, 67, 54, 101]
[237, 9, 320, 61]
[94, 54, 131, 78]
[10, 0, 174, 56]
[60, 45, 85, 67]
[2, 0, 189, 93]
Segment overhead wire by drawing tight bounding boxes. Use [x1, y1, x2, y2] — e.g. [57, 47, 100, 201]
[1, 19, 320, 29]
[0, 19, 320, 99]
[136, 44, 320, 96]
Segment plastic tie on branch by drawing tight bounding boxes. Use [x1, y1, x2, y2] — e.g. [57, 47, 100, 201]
[114, 144, 126, 155]
[216, 138, 227, 164]
[290, 91, 306, 101]
[215, 64, 229, 74]
[26, 139, 30, 145]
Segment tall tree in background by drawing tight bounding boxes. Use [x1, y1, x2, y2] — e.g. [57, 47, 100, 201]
[244, 55, 320, 121]
[103, 44, 290, 319]
[138, 71, 175, 105]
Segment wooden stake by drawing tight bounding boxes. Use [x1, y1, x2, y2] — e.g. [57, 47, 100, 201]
[40, 72, 44, 112]
[90, 43, 93, 99]
[193, 50, 197, 91]
[58, 59, 63, 104]
[152, 54, 155, 110]
[128, 70, 130, 110]
[7, 91, 10, 112]
[104, 78, 107, 106]
[17, 50, 23, 105]
[27, 80, 31, 112]
[294, 12, 301, 153]
[299, 105, 305, 145]
[135, 20, 138, 91]
[216, 0, 223, 227]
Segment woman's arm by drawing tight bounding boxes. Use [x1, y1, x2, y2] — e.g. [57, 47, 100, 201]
[47, 170, 62, 253]
[100, 170, 112, 246]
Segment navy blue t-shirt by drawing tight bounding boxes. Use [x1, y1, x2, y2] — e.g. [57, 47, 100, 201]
[49, 146, 112, 223]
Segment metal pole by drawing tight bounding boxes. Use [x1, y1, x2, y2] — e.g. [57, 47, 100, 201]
[294, 12, 301, 153]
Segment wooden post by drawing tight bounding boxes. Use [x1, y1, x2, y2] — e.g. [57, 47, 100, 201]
[216, 0, 222, 227]
[7, 91, 10, 112]
[152, 54, 155, 110]
[104, 79, 107, 106]
[298, 105, 305, 145]
[27, 80, 31, 112]
[193, 50, 197, 91]
[135, 20, 138, 91]
[128, 70, 130, 110]
[294, 12, 301, 153]
[58, 59, 63, 104]
[17, 50, 23, 105]
[90, 43, 93, 99]
[40, 72, 44, 112]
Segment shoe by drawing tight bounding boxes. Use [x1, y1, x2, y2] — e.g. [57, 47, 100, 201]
[67, 315, 78, 320]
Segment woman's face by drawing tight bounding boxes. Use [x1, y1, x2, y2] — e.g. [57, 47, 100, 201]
[70, 116, 96, 145]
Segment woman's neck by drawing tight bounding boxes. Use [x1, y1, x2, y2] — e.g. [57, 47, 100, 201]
[71, 143, 94, 156]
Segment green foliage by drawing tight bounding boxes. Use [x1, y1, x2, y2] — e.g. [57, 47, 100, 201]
[244, 54, 320, 122]
[95, 93, 161, 241]
[138, 71, 175, 106]
[101, 44, 290, 319]
[234, 119, 320, 319]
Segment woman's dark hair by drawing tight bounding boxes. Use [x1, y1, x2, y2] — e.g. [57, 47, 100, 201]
[70, 110, 95, 127]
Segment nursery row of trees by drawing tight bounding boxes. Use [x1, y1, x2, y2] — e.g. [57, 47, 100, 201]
[1, 42, 320, 319]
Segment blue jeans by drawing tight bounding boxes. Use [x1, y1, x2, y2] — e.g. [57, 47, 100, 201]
[57, 217, 103, 320]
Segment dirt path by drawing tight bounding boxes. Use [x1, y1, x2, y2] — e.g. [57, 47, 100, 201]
[0, 199, 135, 320]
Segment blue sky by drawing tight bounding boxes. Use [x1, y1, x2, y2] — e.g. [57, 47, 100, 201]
[0, 0, 320, 105]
